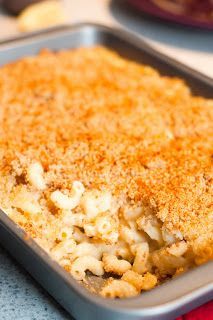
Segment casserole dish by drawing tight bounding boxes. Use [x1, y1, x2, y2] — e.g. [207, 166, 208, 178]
[0, 23, 212, 320]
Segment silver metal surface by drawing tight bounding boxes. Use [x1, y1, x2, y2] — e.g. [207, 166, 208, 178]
[0, 23, 212, 320]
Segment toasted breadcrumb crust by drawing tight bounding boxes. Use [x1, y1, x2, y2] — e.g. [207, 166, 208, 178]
[0, 46, 212, 295]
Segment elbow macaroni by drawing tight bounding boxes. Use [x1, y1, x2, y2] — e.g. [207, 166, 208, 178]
[72, 227, 89, 243]
[84, 213, 118, 244]
[51, 239, 76, 261]
[137, 215, 163, 243]
[113, 241, 133, 261]
[72, 243, 102, 260]
[70, 256, 104, 280]
[120, 224, 145, 244]
[123, 206, 143, 221]
[82, 190, 112, 219]
[68, 213, 85, 228]
[12, 185, 41, 216]
[162, 227, 184, 245]
[95, 214, 118, 244]
[51, 181, 85, 210]
[132, 242, 149, 275]
[57, 226, 73, 241]
[27, 162, 46, 190]
[100, 279, 138, 298]
[121, 270, 157, 292]
[167, 241, 188, 257]
[9, 174, 192, 298]
[102, 253, 131, 275]
[151, 247, 187, 275]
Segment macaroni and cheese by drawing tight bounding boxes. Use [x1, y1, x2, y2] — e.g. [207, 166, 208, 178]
[0, 47, 212, 298]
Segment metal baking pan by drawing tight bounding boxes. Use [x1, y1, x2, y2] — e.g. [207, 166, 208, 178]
[0, 23, 212, 320]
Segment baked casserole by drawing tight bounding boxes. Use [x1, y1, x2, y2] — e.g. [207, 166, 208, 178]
[0, 47, 212, 298]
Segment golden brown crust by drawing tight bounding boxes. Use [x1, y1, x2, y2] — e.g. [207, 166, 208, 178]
[0, 46, 212, 262]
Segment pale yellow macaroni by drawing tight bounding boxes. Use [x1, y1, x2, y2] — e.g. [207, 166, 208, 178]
[27, 162, 46, 190]
[72, 227, 89, 243]
[121, 270, 157, 292]
[102, 253, 131, 275]
[72, 243, 102, 260]
[51, 239, 76, 261]
[132, 242, 149, 274]
[51, 181, 84, 210]
[137, 215, 163, 244]
[82, 190, 112, 219]
[56, 226, 73, 241]
[167, 241, 188, 257]
[70, 256, 104, 281]
[67, 213, 85, 228]
[100, 279, 138, 298]
[12, 185, 41, 216]
[120, 225, 145, 245]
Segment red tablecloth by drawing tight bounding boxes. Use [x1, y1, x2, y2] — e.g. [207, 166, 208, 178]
[176, 301, 213, 320]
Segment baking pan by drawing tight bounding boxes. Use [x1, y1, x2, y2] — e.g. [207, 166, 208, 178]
[0, 23, 212, 320]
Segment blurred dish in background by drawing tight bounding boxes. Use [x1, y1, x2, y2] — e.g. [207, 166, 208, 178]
[1, 0, 44, 15]
[127, 0, 213, 29]
[17, 0, 66, 32]
[0, 0, 66, 32]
